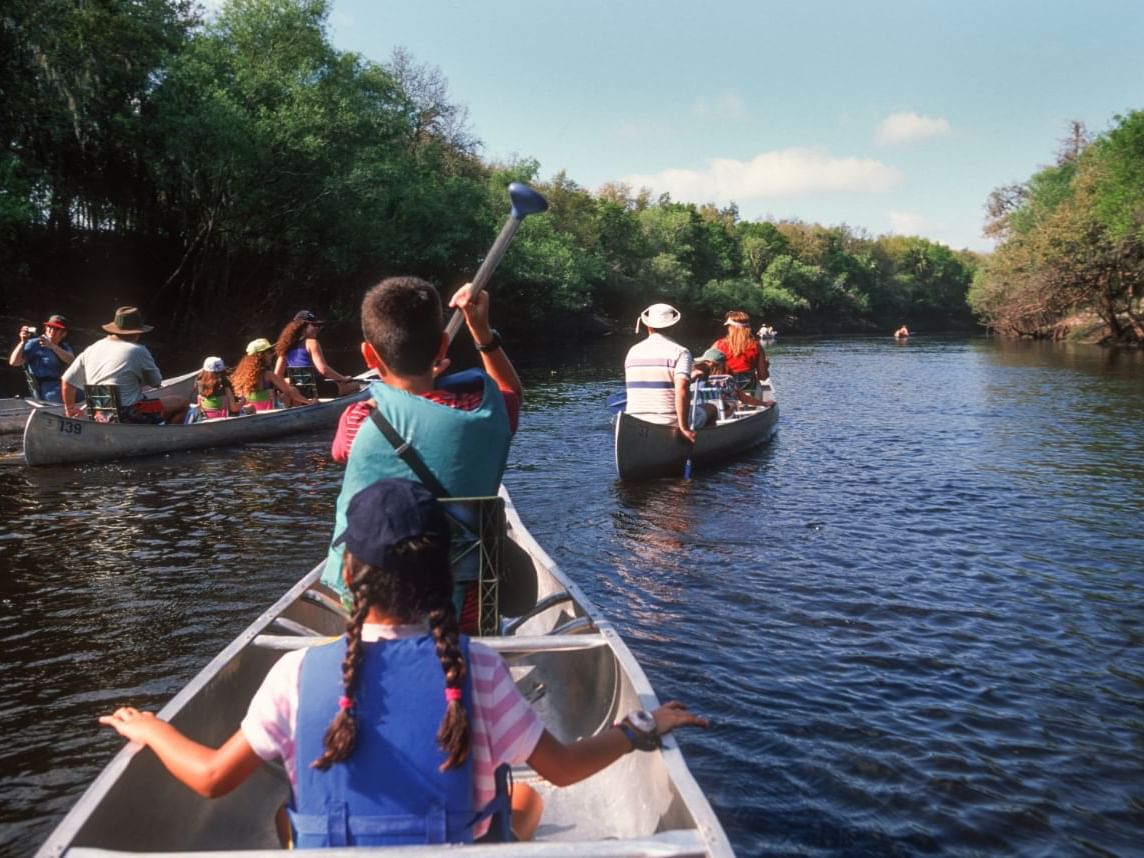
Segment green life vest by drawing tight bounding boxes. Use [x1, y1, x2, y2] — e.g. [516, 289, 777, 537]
[320, 373, 510, 594]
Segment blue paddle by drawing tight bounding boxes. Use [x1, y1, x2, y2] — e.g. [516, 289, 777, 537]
[444, 182, 549, 344]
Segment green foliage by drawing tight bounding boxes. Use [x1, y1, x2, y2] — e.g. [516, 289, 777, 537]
[974, 113, 1144, 343]
[1088, 111, 1144, 243]
[0, 0, 982, 337]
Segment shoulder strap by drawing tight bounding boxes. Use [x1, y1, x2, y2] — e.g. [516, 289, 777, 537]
[368, 407, 451, 498]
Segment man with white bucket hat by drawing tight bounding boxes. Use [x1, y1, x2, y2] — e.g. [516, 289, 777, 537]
[624, 303, 696, 442]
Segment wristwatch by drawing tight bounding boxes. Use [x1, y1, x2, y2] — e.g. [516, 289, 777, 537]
[615, 709, 661, 752]
[476, 329, 502, 354]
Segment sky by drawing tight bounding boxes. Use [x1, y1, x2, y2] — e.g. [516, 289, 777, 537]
[244, 0, 1142, 252]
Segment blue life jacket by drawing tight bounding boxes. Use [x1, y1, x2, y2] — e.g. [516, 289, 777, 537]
[24, 340, 73, 402]
[286, 343, 313, 368]
[321, 370, 510, 593]
[289, 634, 476, 847]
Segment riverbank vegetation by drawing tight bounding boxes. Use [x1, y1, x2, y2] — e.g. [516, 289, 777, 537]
[1, 0, 979, 344]
[970, 116, 1144, 346]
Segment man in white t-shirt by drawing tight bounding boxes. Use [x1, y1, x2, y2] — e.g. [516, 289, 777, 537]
[62, 306, 188, 424]
[623, 303, 695, 442]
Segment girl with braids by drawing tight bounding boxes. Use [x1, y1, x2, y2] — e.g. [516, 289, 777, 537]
[99, 478, 709, 846]
[709, 309, 770, 387]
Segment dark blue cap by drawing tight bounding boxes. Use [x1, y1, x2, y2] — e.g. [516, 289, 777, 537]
[293, 309, 325, 324]
[334, 479, 450, 569]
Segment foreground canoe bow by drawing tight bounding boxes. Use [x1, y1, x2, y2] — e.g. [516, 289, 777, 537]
[615, 381, 779, 480]
[22, 385, 368, 466]
[35, 489, 733, 857]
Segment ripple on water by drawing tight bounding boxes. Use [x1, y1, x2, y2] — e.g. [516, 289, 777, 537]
[3, 339, 1144, 856]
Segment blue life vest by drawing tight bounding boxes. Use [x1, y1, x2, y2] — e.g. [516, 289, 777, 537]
[321, 370, 510, 593]
[286, 343, 313, 368]
[24, 340, 73, 402]
[289, 635, 476, 847]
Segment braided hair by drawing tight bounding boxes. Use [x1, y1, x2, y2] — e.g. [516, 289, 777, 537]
[310, 535, 471, 771]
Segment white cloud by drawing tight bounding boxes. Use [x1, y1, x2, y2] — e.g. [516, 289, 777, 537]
[622, 147, 903, 204]
[876, 112, 952, 146]
[691, 90, 747, 121]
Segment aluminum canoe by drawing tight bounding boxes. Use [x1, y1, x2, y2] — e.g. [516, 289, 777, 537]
[0, 397, 42, 434]
[22, 386, 367, 466]
[35, 488, 734, 858]
[614, 383, 779, 480]
[1, 370, 198, 436]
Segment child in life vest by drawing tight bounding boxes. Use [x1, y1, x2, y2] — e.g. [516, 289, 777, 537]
[98, 478, 708, 846]
[195, 357, 241, 419]
[231, 338, 312, 411]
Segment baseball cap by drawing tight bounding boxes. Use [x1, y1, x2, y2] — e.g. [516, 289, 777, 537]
[334, 479, 450, 569]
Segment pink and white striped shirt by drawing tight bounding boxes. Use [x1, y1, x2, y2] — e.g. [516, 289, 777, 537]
[241, 622, 544, 837]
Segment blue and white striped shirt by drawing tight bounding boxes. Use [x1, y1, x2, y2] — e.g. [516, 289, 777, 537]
[624, 333, 693, 424]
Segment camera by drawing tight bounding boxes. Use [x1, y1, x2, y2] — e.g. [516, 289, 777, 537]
[23, 326, 36, 336]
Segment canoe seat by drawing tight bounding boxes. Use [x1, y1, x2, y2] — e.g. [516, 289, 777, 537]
[444, 496, 506, 637]
[84, 384, 121, 423]
[285, 366, 318, 401]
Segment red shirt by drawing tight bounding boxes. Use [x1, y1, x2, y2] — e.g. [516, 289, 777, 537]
[331, 386, 521, 464]
[714, 337, 759, 375]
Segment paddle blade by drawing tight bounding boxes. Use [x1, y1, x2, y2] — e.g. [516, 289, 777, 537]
[509, 182, 549, 220]
[606, 390, 627, 415]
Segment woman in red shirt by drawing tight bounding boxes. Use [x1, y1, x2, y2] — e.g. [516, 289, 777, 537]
[711, 310, 769, 384]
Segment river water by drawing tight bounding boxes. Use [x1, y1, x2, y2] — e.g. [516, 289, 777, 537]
[1, 334, 1142, 856]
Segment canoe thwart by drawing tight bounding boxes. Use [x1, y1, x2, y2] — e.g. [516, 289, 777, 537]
[503, 592, 575, 635]
[270, 617, 325, 637]
[300, 589, 347, 616]
[252, 633, 608, 654]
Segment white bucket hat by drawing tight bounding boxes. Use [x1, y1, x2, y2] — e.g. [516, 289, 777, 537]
[635, 303, 681, 332]
[202, 356, 226, 373]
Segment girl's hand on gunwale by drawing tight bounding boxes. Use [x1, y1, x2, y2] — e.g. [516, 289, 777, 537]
[99, 706, 160, 744]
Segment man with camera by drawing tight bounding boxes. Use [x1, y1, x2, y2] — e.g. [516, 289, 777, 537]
[8, 314, 75, 402]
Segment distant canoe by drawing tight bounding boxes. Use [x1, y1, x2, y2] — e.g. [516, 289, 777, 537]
[0, 398, 39, 435]
[23, 387, 366, 467]
[614, 383, 779, 480]
[0, 370, 198, 436]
